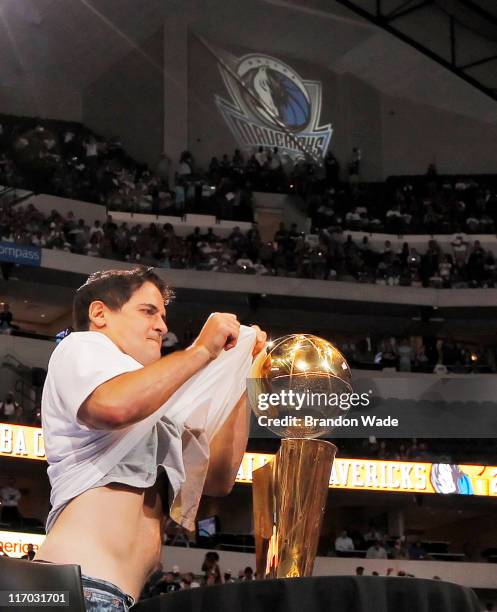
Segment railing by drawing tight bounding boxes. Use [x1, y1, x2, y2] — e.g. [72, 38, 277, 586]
[1, 354, 43, 422]
[0, 186, 33, 207]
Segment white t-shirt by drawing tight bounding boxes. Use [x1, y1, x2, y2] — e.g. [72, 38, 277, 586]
[42, 328, 255, 532]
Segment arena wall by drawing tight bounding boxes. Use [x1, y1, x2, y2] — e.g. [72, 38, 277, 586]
[82, 28, 164, 169]
[381, 92, 497, 176]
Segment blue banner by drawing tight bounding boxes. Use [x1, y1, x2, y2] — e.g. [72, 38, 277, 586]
[0, 241, 41, 267]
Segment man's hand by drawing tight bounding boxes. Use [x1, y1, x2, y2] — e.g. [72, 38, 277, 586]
[193, 313, 241, 361]
[251, 325, 267, 357]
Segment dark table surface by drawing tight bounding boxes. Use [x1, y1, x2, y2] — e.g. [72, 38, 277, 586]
[133, 575, 481, 612]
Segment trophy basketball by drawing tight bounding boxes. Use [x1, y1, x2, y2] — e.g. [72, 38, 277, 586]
[248, 334, 352, 579]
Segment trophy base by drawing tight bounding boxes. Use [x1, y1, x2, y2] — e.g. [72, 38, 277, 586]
[252, 438, 337, 579]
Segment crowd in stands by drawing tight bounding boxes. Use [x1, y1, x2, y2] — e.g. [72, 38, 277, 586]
[3, 192, 497, 289]
[0, 116, 254, 220]
[333, 527, 433, 562]
[340, 334, 495, 373]
[332, 523, 497, 569]
[139, 552, 256, 598]
[3, 113, 497, 237]
[137, 550, 443, 599]
[3, 114, 497, 289]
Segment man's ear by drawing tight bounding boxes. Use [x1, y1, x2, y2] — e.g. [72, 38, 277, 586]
[88, 300, 107, 329]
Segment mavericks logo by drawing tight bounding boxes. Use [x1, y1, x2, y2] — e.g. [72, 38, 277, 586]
[215, 51, 332, 161]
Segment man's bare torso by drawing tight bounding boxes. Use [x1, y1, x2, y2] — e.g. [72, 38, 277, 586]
[35, 473, 168, 600]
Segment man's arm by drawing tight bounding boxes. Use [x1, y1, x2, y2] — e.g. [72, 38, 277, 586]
[203, 392, 250, 497]
[203, 325, 267, 497]
[78, 313, 241, 429]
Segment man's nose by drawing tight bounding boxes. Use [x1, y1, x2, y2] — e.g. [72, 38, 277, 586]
[156, 316, 167, 334]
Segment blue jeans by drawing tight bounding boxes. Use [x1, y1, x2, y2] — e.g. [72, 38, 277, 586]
[82, 575, 135, 612]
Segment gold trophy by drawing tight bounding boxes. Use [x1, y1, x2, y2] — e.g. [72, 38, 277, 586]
[248, 335, 352, 579]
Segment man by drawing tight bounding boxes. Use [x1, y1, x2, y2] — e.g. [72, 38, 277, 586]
[335, 530, 354, 553]
[224, 569, 235, 583]
[153, 572, 181, 595]
[161, 330, 179, 356]
[0, 392, 21, 423]
[0, 302, 13, 334]
[35, 267, 266, 610]
[21, 543, 36, 561]
[366, 541, 388, 560]
[181, 572, 200, 589]
[0, 477, 22, 524]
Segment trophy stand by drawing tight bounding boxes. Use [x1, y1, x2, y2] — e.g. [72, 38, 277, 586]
[252, 438, 337, 579]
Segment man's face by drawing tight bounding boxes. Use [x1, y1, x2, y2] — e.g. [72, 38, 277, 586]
[91, 282, 167, 366]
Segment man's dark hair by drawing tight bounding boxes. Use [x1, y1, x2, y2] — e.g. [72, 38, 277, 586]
[73, 267, 172, 331]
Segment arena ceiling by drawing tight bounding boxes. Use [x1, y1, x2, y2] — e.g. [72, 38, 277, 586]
[334, 0, 497, 119]
[1, 0, 497, 124]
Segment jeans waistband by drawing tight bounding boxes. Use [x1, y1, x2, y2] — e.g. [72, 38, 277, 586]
[82, 574, 135, 607]
[33, 563, 134, 607]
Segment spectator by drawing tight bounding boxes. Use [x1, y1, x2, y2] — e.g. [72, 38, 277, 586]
[377, 440, 389, 460]
[172, 565, 181, 583]
[224, 570, 236, 583]
[335, 530, 355, 553]
[451, 235, 468, 267]
[380, 338, 398, 368]
[21, 543, 35, 561]
[89, 220, 104, 240]
[324, 151, 340, 187]
[366, 541, 388, 559]
[0, 302, 13, 334]
[202, 551, 221, 583]
[364, 526, 382, 546]
[243, 566, 255, 581]
[161, 330, 179, 356]
[141, 562, 165, 599]
[391, 538, 408, 560]
[181, 572, 200, 589]
[0, 477, 22, 524]
[414, 345, 430, 371]
[355, 566, 365, 576]
[0, 392, 21, 423]
[255, 146, 267, 168]
[232, 149, 244, 170]
[156, 153, 171, 186]
[205, 564, 223, 585]
[409, 540, 428, 560]
[153, 572, 181, 594]
[397, 338, 413, 372]
[177, 151, 193, 177]
[348, 147, 361, 180]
